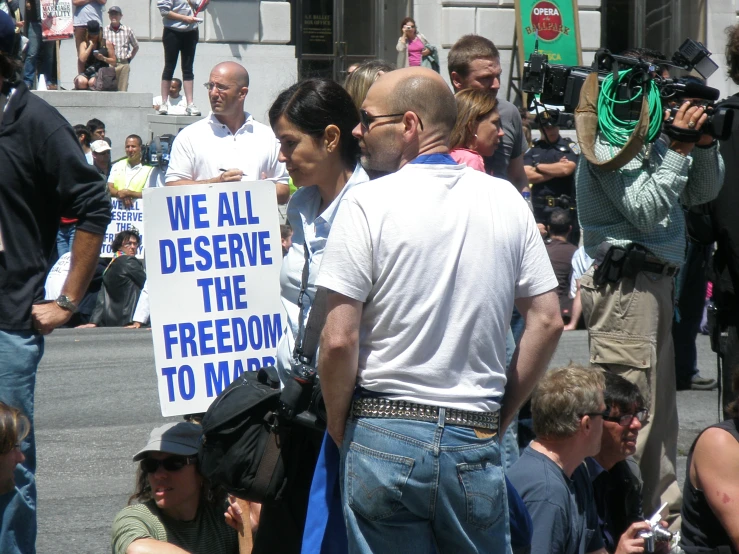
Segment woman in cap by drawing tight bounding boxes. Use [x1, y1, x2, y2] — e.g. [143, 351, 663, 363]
[111, 422, 239, 554]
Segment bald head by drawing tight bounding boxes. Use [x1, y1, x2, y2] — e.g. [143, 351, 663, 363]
[211, 61, 250, 88]
[376, 67, 457, 140]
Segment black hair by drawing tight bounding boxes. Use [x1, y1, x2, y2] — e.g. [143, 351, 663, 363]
[268, 78, 360, 168]
[547, 207, 571, 235]
[74, 124, 92, 147]
[171, 77, 182, 88]
[603, 372, 645, 413]
[112, 229, 140, 252]
[86, 118, 105, 133]
[126, 134, 143, 146]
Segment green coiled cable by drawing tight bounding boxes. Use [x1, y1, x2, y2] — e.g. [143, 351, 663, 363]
[597, 69, 663, 147]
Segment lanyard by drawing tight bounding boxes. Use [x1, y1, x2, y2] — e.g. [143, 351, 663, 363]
[293, 242, 327, 367]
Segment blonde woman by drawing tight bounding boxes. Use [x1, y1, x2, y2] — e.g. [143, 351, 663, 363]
[449, 88, 504, 173]
[343, 59, 394, 112]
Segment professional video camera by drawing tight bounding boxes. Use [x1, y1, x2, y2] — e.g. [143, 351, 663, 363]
[143, 133, 176, 169]
[522, 39, 735, 141]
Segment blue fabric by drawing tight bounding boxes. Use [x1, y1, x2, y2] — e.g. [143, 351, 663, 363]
[339, 415, 510, 554]
[0, 330, 44, 554]
[409, 153, 456, 165]
[23, 22, 55, 88]
[301, 434, 347, 554]
[55, 224, 76, 259]
[506, 475, 533, 551]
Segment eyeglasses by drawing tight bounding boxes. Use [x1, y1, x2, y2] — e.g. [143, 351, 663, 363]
[603, 409, 649, 426]
[359, 109, 424, 131]
[203, 81, 235, 92]
[580, 405, 611, 419]
[140, 456, 197, 473]
[123, 241, 139, 248]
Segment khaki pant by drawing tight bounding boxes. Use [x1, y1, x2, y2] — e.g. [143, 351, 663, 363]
[115, 62, 130, 91]
[580, 267, 682, 526]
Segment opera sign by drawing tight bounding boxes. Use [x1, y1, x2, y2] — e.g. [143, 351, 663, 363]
[527, 1, 570, 41]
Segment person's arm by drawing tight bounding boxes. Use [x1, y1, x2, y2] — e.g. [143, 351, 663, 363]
[524, 164, 550, 184]
[165, 11, 198, 24]
[122, 257, 147, 289]
[563, 280, 581, 331]
[681, 143, 725, 207]
[318, 292, 362, 447]
[108, 181, 118, 197]
[129, 43, 139, 62]
[536, 157, 577, 178]
[78, 39, 93, 64]
[167, 170, 243, 186]
[72, 0, 90, 6]
[97, 0, 106, 5]
[126, 538, 190, 554]
[503, 290, 563, 432]
[611, 521, 652, 554]
[396, 36, 407, 52]
[32, 229, 104, 333]
[101, 40, 116, 66]
[507, 154, 528, 191]
[691, 427, 739, 549]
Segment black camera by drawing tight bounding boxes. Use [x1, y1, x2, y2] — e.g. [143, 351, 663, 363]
[523, 39, 735, 140]
[143, 133, 175, 169]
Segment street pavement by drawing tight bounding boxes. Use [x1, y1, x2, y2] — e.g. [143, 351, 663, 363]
[34, 327, 722, 553]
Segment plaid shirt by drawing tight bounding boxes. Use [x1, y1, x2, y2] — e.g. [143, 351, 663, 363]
[103, 24, 138, 61]
[575, 132, 724, 266]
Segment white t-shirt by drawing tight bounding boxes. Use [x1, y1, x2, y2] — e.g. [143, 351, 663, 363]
[45, 253, 71, 300]
[316, 161, 558, 412]
[153, 94, 188, 115]
[569, 246, 594, 299]
[165, 112, 289, 185]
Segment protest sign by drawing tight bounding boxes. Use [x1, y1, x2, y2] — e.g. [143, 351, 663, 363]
[144, 181, 283, 416]
[40, 0, 73, 40]
[101, 199, 145, 258]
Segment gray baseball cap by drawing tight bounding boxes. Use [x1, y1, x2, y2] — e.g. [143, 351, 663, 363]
[133, 422, 202, 461]
[108, 6, 122, 14]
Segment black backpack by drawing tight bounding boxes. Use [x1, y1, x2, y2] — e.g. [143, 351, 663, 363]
[198, 366, 289, 502]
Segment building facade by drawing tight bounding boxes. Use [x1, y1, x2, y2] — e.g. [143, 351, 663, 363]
[57, 0, 739, 125]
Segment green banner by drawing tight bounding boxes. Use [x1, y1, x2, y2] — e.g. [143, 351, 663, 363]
[516, 0, 582, 67]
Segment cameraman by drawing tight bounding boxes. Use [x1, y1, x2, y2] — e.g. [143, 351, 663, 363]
[710, 24, 739, 418]
[576, 60, 725, 528]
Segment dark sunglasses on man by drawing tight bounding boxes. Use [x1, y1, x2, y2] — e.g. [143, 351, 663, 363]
[359, 109, 424, 131]
[603, 409, 649, 427]
[140, 455, 197, 473]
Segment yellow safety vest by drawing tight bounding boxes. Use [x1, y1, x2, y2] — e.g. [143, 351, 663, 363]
[111, 160, 154, 193]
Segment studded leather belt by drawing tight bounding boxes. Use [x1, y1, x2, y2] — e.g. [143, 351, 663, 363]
[351, 397, 499, 431]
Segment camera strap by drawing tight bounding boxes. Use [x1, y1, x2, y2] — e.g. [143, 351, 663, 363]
[662, 124, 701, 143]
[575, 72, 650, 171]
[293, 243, 327, 367]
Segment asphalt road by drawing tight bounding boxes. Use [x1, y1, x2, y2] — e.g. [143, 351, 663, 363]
[34, 328, 722, 553]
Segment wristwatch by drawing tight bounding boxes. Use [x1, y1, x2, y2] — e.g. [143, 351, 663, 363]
[56, 295, 78, 313]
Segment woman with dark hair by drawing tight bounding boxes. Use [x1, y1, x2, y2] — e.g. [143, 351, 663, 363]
[79, 229, 146, 328]
[111, 422, 239, 553]
[680, 367, 739, 552]
[256, 78, 368, 553]
[396, 16, 430, 68]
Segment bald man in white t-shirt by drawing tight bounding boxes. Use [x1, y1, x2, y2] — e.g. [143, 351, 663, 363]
[315, 67, 562, 553]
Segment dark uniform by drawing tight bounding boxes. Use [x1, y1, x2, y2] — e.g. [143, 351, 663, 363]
[524, 134, 580, 242]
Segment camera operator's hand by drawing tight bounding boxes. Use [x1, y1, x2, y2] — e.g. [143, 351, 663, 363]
[666, 101, 707, 156]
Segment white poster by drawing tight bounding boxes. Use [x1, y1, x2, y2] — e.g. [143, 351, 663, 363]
[101, 198, 145, 258]
[144, 182, 283, 416]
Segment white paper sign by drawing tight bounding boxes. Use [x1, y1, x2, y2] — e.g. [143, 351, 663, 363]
[101, 199, 145, 258]
[144, 182, 283, 416]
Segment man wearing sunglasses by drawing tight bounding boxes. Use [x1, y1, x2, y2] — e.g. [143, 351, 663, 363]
[165, 61, 290, 204]
[586, 372, 660, 554]
[317, 66, 561, 553]
[111, 422, 239, 554]
[507, 366, 608, 554]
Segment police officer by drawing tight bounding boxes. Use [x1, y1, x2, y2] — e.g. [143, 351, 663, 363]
[524, 109, 580, 243]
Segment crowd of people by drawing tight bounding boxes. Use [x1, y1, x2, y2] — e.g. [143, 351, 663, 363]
[4, 4, 739, 553]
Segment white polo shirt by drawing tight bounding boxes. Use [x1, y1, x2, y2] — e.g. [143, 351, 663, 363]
[165, 112, 289, 184]
[316, 159, 558, 412]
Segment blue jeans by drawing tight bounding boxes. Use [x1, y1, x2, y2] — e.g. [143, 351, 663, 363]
[55, 224, 76, 259]
[0, 330, 44, 554]
[23, 22, 54, 88]
[340, 415, 510, 554]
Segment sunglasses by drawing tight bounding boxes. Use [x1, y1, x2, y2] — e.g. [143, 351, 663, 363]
[140, 455, 197, 473]
[580, 405, 611, 419]
[359, 109, 424, 131]
[603, 409, 649, 426]
[203, 81, 235, 92]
